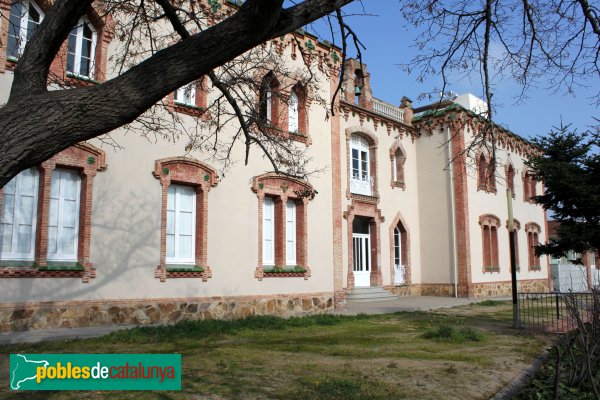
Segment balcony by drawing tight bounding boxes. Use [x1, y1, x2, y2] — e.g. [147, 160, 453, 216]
[350, 174, 374, 196]
[372, 98, 405, 123]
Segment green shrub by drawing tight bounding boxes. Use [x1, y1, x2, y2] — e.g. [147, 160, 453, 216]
[421, 324, 483, 343]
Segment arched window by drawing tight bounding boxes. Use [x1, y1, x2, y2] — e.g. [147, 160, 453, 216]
[259, 72, 280, 126]
[354, 69, 364, 106]
[477, 153, 496, 192]
[390, 142, 406, 189]
[350, 134, 371, 196]
[67, 18, 98, 79]
[506, 163, 515, 197]
[525, 222, 542, 270]
[288, 91, 299, 133]
[523, 170, 537, 202]
[6, 0, 44, 59]
[480, 215, 500, 272]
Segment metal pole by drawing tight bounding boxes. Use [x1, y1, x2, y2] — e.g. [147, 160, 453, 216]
[508, 188, 520, 328]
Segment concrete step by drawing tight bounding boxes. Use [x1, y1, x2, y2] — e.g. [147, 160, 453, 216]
[346, 286, 398, 302]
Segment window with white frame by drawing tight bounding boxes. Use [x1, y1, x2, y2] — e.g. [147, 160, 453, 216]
[166, 185, 196, 265]
[67, 18, 97, 79]
[6, 0, 44, 60]
[47, 169, 81, 262]
[286, 200, 296, 265]
[350, 134, 371, 195]
[0, 168, 39, 261]
[174, 83, 196, 107]
[262, 196, 275, 266]
[288, 91, 299, 133]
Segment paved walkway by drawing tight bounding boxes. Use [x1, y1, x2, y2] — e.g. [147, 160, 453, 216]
[0, 296, 510, 345]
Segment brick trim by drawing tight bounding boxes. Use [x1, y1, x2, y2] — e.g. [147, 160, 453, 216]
[479, 214, 500, 273]
[166, 77, 210, 120]
[344, 200, 384, 288]
[345, 126, 379, 201]
[504, 162, 516, 198]
[389, 140, 407, 190]
[476, 151, 497, 193]
[525, 222, 542, 271]
[522, 168, 538, 204]
[388, 212, 411, 285]
[251, 173, 314, 280]
[152, 157, 218, 282]
[0, 143, 106, 282]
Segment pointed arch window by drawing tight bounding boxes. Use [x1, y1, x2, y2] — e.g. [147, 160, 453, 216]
[259, 72, 280, 127]
[67, 18, 98, 79]
[350, 134, 372, 196]
[506, 163, 516, 197]
[390, 142, 406, 189]
[525, 222, 542, 271]
[6, 0, 44, 60]
[480, 215, 500, 272]
[477, 153, 496, 193]
[288, 91, 299, 133]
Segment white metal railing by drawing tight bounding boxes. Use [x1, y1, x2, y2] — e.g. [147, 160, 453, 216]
[394, 264, 406, 285]
[349, 174, 374, 196]
[372, 98, 405, 123]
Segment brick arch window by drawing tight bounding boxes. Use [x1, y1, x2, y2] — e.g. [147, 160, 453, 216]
[522, 170, 537, 203]
[506, 218, 521, 272]
[251, 173, 314, 280]
[0, 143, 107, 281]
[354, 69, 364, 106]
[477, 152, 496, 193]
[258, 71, 281, 128]
[152, 157, 219, 282]
[347, 130, 378, 198]
[505, 162, 516, 197]
[525, 222, 542, 271]
[479, 214, 500, 272]
[5, 0, 44, 60]
[287, 82, 308, 136]
[389, 212, 411, 285]
[170, 77, 208, 117]
[389, 141, 407, 189]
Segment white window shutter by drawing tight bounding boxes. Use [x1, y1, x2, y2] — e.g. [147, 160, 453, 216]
[262, 197, 274, 265]
[47, 169, 81, 262]
[286, 201, 296, 265]
[166, 185, 196, 264]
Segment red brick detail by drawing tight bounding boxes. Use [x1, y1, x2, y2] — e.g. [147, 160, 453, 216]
[389, 140, 407, 190]
[344, 201, 384, 288]
[344, 126, 379, 201]
[330, 73, 345, 309]
[165, 77, 210, 120]
[0, 143, 105, 282]
[0, 1, 115, 82]
[525, 222, 542, 271]
[522, 169, 537, 203]
[476, 152, 496, 193]
[389, 212, 411, 285]
[450, 125, 474, 297]
[152, 157, 218, 282]
[479, 214, 500, 273]
[505, 162, 516, 198]
[0, 268, 87, 278]
[252, 173, 313, 280]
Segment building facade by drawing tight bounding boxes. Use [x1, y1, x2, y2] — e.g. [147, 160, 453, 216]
[0, 0, 551, 332]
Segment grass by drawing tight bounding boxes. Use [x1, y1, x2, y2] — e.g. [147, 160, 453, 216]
[0, 301, 548, 400]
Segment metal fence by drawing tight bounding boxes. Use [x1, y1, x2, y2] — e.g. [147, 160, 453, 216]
[519, 292, 598, 333]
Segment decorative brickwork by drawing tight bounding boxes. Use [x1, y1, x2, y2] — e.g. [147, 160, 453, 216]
[0, 1, 115, 82]
[251, 173, 313, 280]
[345, 126, 379, 201]
[343, 200, 384, 288]
[479, 214, 500, 273]
[476, 151, 497, 193]
[389, 212, 411, 285]
[525, 222, 542, 271]
[152, 157, 218, 282]
[166, 77, 210, 119]
[0, 143, 106, 282]
[389, 140, 407, 190]
[0, 292, 335, 332]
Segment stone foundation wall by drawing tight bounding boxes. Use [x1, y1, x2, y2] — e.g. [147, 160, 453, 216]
[0, 293, 335, 332]
[472, 279, 551, 297]
[386, 284, 422, 296]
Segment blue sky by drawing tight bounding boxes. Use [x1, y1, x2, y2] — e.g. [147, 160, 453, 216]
[308, 1, 599, 140]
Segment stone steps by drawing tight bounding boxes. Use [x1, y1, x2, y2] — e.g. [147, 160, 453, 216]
[346, 286, 398, 302]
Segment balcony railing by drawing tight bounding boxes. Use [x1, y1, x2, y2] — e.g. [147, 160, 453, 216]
[350, 174, 374, 196]
[372, 98, 405, 123]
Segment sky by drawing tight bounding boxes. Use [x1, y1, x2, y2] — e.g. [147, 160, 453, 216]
[308, 1, 599, 140]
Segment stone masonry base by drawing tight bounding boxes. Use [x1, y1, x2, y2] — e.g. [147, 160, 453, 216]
[0, 293, 334, 332]
[386, 279, 551, 298]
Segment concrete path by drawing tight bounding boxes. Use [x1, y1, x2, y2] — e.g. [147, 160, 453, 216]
[0, 296, 510, 345]
[341, 295, 510, 315]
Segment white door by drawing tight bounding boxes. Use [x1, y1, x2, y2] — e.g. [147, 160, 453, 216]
[353, 233, 371, 287]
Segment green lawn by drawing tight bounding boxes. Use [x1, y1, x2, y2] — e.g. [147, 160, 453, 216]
[0, 302, 548, 400]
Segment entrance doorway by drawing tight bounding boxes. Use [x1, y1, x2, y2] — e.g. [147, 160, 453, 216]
[353, 217, 371, 287]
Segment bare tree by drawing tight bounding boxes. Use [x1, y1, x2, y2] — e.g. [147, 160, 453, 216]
[0, 0, 357, 188]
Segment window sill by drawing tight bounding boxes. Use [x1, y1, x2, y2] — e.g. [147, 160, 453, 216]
[391, 180, 406, 190]
[478, 185, 497, 194]
[156, 265, 212, 280]
[0, 262, 89, 279]
[256, 266, 311, 280]
[528, 266, 542, 272]
[482, 266, 500, 273]
[173, 103, 206, 118]
[65, 72, 99, 87]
